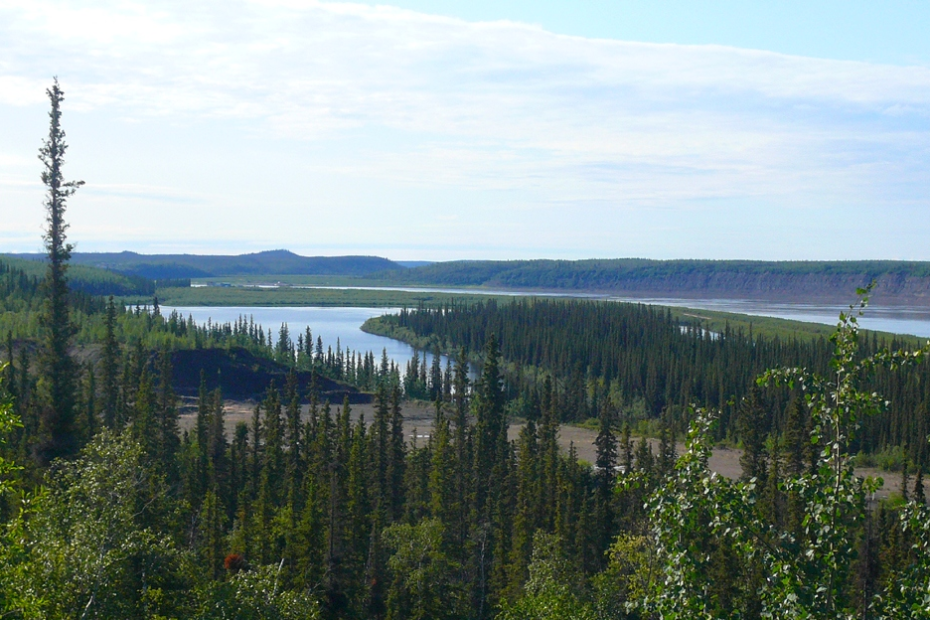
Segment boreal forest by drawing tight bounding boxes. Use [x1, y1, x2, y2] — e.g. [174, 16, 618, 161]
[2, 83, 930, 620]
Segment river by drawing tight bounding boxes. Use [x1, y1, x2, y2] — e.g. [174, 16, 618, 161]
[163, 305, 450, 373]
[249, 286, 930, 338]
[604, 296, 930, 339]
[165, 292, 930, 382]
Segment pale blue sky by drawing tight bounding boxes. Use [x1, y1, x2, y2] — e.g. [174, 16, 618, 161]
[341, 1, 930, 65]
[0, 0, 928, 260]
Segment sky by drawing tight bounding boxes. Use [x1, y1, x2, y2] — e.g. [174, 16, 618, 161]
[0, 0, 928, 261]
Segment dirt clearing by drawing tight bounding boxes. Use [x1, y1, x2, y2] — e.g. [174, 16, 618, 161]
[179, 398, 923, 501]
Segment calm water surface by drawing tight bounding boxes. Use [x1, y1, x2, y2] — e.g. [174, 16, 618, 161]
[273, 286, 930, 337]
[604, 297, 930, 339]
[166, 291, 930, 370]
[163, 306, 451, 372]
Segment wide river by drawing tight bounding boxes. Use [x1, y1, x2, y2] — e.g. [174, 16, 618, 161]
[276, 285, 930, 338]
[166, 291, 930, 376]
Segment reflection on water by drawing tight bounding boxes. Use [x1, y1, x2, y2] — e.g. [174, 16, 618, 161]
[270, 285, 930, 338]
[162, 306, 455, 374]
[166, 288, 930, 373]
[606, 296, 930, 338]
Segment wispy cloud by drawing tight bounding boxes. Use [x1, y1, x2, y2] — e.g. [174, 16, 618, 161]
[0, 0, 928, 258]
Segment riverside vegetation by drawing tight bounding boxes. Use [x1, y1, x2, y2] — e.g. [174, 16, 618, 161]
[3, 81, 930, 619]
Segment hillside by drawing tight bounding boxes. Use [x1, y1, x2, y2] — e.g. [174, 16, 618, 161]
[374, 258, 930, 304]
[170, 347, 370, 402]
[9, 249, 403, 280]
[0, 254, 157, 296]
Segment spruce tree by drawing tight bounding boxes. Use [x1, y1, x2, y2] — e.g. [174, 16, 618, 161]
[784, 396, 807, 477]
[508, 414, 539, 597]
[429, 349, 442, 401]
[100, 297, 120, 429]
[738, 387, 768, 481]
[154, 348, 180, 480]
[450, 348, 472, 562]
[81, 362, 96, 440]
[594, 401, 617, 562]
[475, 335, 505, 515]
[207, 388, 228, 496]
[193, 372, 210, 497]
[36, 78, 83, 464]
[428, 399, 453, 527]
[914, 465, 926, 505]
[388, 384, 406, 521]
[372, 382, 391, 518]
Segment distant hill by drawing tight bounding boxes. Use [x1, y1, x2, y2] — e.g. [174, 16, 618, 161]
[0, 254, 158, 296]
[9, 249, 403, 280]
[373, 258, 930, 304]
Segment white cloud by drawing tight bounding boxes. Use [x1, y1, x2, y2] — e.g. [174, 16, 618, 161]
[0, 0, 927, 257]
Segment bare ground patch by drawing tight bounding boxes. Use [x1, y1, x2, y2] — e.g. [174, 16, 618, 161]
[179, 399, 925, 502]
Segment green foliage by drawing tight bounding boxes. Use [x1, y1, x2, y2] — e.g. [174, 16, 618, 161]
[191, 564, 320, 620]
[375, 256, 930, 292]
[36, 79, 83, 464]
[152, 283, 504, 308]
[498, 532, 596, 620]
[48, 249, 400, 280]
[382, 518, 465, 620]
[0, 430, 194, 619]
[0, 365, 22, 497]
[879, 501, 930, 616]
[852, 444, 909, 472]
[639, 288, 930, 619]
[380, 298, 927, 449]
[591, 534, 656, 618]
[0, 256, 157, 297]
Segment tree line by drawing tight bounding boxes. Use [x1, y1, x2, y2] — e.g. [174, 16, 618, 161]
[383, 299, 930, 468]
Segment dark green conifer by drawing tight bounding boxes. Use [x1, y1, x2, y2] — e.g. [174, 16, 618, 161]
[388, 384, 406, 521]
[507, 412, 538, 597]
[154, 348, 180, 480]
[914, 464, 926, 505]
[81, 362, 95, 440]
[36, 78, 83, 464]
[194, 371, 210, 499]
[100, 297, 120, 429]
[738, 387, 768, 482]
[208, 387, 227, 489]
[428, 400, 453, 527]
[784, 396, 807, 477]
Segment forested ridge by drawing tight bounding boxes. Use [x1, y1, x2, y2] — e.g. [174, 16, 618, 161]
[19, 250, 930, 305]
[0, 255, 170, 297]
[373, 258, 930, 302]
[9, 249, 402, 280]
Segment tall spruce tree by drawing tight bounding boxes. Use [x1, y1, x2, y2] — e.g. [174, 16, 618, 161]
[36, 78, 83, 464]
[100, 297, 120, 429]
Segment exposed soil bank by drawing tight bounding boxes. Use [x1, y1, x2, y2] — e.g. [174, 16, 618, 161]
[559, 274, 930, 305]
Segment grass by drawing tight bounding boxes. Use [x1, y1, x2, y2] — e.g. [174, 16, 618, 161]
[145, 285, 509, 308]
[192, 274, 397, 287]
[666, 306, 923, 346]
